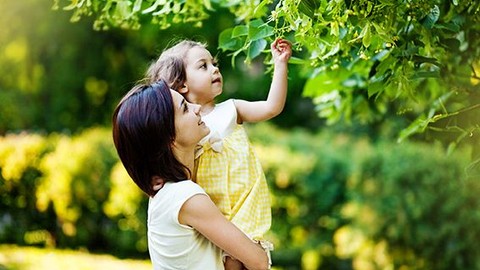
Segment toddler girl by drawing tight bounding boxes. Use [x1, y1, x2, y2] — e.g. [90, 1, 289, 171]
[147, 38, 291, 269]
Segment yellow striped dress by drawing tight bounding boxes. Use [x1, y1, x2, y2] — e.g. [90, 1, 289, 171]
[195, 99, 271, 240]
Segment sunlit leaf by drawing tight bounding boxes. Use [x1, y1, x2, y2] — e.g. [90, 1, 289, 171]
[219, 28, 244, 51]
[248, 20, 274, 41]
[232, 25, 248, 37]
[362, 23, 371, 48]
[398, 116, 427, 142]
[247, 39, 267, 60]
[288, 56, 307, 65]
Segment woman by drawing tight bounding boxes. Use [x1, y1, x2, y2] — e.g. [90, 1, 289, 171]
[112, 79, 270, 270]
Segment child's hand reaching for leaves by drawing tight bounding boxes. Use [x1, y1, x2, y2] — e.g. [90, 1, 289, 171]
[271, 38, 292, 64]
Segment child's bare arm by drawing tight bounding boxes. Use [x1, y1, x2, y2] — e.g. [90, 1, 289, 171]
[235, 38, 292, 123]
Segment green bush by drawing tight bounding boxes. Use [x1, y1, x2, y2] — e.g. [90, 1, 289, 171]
[249, 124, 478, 269]
[250, 124, 372, 269]
[0, 125, 478, 269]
[336, 142, 480, 270]
[0, 128, 148, 257]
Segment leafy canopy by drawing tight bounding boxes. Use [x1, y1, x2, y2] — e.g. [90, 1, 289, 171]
[55, 0, 480, 151]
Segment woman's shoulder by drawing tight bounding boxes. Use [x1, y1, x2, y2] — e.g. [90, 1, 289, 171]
[149, 180, 208, 217]
[153, 180, 206, 202]
[169, 180, 206, 194]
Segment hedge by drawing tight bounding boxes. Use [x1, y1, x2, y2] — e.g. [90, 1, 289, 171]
[0, 124, 478, 269]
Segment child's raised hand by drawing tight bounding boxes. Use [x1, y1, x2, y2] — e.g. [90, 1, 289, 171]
[271, 38, 292, 64]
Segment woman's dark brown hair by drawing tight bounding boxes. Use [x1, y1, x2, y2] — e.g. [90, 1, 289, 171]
[112, 80, 190, 196]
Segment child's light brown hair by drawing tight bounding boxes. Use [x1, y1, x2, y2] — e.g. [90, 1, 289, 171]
[146, 40, 207, 91]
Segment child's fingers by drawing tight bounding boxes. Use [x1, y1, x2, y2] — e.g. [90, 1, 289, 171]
[272, 38, 292, 60]
[271, 38, 289, 51]
[276, 39, 291, 47]
[277, 43, 292, 53]
[275, 39, 292, 51]
[271, 38, 281, 50]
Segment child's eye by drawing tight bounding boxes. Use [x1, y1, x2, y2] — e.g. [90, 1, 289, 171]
[213, 60, 219, 67]
[183, 103, 189, 113]
[200, 63, 207, 69]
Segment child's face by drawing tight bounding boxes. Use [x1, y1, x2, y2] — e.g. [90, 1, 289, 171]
[182, 46, 223, 105]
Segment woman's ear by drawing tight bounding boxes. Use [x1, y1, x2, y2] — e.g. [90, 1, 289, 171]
[151, 176, 165, 191]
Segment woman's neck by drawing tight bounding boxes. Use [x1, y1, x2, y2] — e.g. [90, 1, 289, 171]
[173, 146, 195, 178]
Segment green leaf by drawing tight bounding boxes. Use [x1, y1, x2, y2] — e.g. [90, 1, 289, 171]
[203, 0, 213, 10]
[298, 0, 315, 18]
[446, 141, 457, 156]
[232, 25, 248, 37]
[248, 20, 274, 41]
[114, 1, 131, 19]
[133, 0, 143, 12]
[249, 19, 264, 28]
[412, 55, 440, 66]
[304, 71, 342, 97]
[398, 116, 427, 142]
[321, 43, 340, 60]
[247, 39, 267, 60]
[376, 56, 396, 75]
[421, 5, 440, 29]
[218, 28, 244, 51]
[441, 38, 461, 52]
[253, 0, 271, 17]
[142, 0, 161, 14]
[288, 57, 308, 65]
[372, 49, 390, 62]
[362, 23, 371, 48]
[435, 22, 460, 32]
[412, 71, 440, 79]
[368, 79, 384, 98]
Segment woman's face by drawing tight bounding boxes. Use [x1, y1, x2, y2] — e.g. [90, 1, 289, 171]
[171, 90, 210, 147]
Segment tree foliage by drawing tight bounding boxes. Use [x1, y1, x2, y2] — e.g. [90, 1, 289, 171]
[0, 0, 318, 134]
[56, 0, 480, 153]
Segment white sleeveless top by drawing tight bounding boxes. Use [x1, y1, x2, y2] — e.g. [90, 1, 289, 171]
[148, 180, 224, 270]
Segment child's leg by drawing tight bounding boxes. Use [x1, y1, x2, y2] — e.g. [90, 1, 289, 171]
[224, 256, 244, 270]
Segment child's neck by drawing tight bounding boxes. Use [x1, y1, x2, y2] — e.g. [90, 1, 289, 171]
[199, 102, 216, 116]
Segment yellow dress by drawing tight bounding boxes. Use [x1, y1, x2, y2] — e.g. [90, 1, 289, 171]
[195, 99, 271, 240]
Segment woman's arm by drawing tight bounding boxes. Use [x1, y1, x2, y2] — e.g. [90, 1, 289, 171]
[179, 194, 270, 270]
[235, 38, 292, 124]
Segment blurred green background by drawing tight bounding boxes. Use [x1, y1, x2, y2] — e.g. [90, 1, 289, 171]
[1, 0, 479, 269]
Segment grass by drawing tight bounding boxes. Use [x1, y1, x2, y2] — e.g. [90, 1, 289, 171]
[0, 245, 151, 270]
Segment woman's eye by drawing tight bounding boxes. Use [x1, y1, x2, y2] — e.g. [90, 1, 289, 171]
[183, 103, 189, 113]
